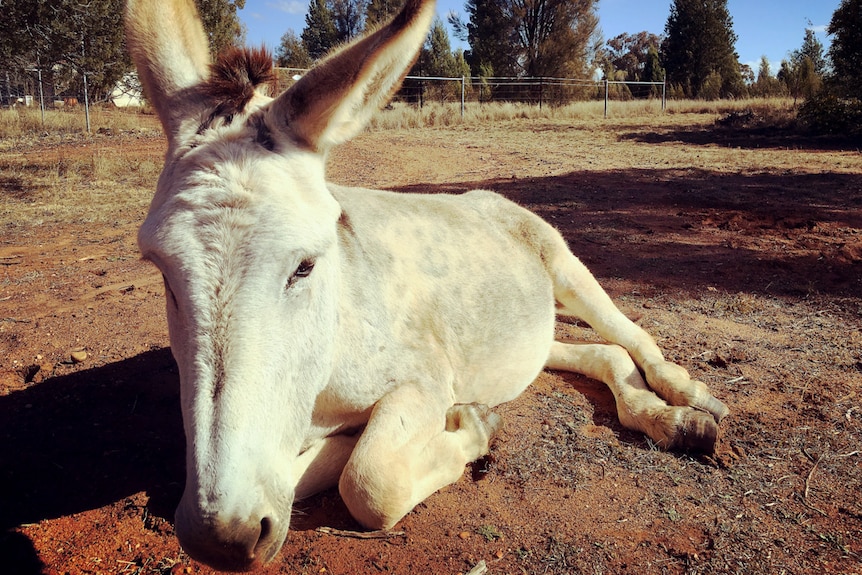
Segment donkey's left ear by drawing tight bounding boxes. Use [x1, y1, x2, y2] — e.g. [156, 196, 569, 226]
[125, 0, 211, 143]
[266, 0, 436, 152]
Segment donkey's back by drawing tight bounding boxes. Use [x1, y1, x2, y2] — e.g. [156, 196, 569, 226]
[331, 186, 558, 408]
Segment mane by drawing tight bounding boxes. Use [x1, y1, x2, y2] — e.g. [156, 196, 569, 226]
[202, 46, 277, 119]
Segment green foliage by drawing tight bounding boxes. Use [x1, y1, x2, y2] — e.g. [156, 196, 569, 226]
[0, 0, 244, 102]
[511, 0, 599, 79]
[365, 0, 401, 29]
[778, 56, 821, 104]
[601, 32, 662, 82]
[459, 0, 597, 82]
[461, 0, 518, 78]
[661, 0, 743, 99]
[797, 94, 862, 136]
[195, 0, 247, 54]
[276, 30, 313, 69]
[797, 28, 828, 76]
[302, 0, 339, 60]
[412, 20, 470, 102]
[331, 0, 367, 43]
[827, 0, 862, 96]
[751, 56, 784, 97]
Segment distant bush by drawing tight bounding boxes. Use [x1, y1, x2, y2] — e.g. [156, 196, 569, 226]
[797, 94, 862, 136]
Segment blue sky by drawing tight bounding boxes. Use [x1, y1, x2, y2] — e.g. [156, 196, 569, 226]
[239, 0, 837, 76]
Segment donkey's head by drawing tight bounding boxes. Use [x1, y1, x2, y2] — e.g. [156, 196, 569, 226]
[125, 0, 434, 570]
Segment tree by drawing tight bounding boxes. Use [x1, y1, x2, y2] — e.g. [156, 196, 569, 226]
[777, 29, 826, 103]
[661, 0, 744, 98]
[456, 0, 518, 78]
[751, 55, 783, 97]
[461, 0, 598, 79]
[331, 0, 367, 43]
[510, 0, 599, 79]
[778, 55, 820, 104]
[196, 0, 247, 54]
[798, 28, 828, 76]
[413, 18, 466, 102]
[302, 0, 339, 60]
[0, 0, 244, 103]
[276, 30, 313, 69]
[827, 0, 862, 96]
[602, 32, 662, 82]
[642, 45, 665, 97]
[365, 0, 400, 29]
[0, 0, 129, 101]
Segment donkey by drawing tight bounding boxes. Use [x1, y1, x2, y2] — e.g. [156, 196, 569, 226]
[125, 0, 729, 570]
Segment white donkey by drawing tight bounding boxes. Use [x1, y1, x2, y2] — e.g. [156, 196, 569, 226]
[126, 0, 728, 570]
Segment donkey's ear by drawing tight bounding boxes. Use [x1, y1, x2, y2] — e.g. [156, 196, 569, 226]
[125, 0, 211, 140]
[266, 0, 435, 152]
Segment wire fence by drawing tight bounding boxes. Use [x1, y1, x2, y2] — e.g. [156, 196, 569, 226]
[1, 63, 667, 131]
[275, 68, 666, 117]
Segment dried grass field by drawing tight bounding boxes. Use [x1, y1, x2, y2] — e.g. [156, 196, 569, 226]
[1, 105, 861, 575]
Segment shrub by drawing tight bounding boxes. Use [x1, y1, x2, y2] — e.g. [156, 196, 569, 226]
[797, 94, 862, 136]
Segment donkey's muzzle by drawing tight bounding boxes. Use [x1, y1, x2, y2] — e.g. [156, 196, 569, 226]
[175, 507, 285, 572]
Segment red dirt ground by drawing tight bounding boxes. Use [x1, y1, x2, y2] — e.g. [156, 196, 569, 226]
[1, 113, 861, 574]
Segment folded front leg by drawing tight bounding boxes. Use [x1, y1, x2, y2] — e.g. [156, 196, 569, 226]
[338, 382, 500, 530]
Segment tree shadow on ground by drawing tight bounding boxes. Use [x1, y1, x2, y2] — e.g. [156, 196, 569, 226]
[390, 167, 862, 299]
[618, 122, 862, 151]
[0, 349, 184, 571]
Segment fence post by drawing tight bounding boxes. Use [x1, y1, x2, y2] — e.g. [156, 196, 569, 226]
[604, 79, 609, 118]
[662, 75, 667, 111]
[83, 72, 91, 133]
[37, 69, 45, 126]
[460, 76, 465, 118]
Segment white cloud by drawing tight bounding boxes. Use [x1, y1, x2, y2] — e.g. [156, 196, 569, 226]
[809, 24, 828, 34]
[266, 0, 306, 15]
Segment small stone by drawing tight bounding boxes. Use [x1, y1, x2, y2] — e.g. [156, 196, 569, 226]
[71, 350, 88, 363]
[459, 531, 470, 539]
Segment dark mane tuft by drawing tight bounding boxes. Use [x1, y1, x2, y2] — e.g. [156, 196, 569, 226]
[202, 46, 277, 119]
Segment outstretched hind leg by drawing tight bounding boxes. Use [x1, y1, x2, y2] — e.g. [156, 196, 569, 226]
[547, 341, 719, 451]
[545, 244, 728, 450]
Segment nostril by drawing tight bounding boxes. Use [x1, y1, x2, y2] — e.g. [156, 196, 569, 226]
[253, 516, 281, 564]
[259, 516, 273, 542]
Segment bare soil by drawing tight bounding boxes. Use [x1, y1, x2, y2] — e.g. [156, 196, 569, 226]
[1, 113, 861, 575]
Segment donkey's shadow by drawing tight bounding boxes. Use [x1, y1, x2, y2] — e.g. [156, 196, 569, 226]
[0, 349, 185, 547]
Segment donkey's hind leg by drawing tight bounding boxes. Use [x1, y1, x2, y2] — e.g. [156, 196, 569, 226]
[547, 341, 718, 451]
[545, 244, 728, 451]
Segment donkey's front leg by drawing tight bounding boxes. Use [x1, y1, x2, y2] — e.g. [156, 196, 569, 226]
[339, 383, 499, 530]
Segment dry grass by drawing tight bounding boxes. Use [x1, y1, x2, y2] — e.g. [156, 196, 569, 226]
[0, 97, 797, 230]
[369, 97, 796, 129]
[0, 106, 160, 142]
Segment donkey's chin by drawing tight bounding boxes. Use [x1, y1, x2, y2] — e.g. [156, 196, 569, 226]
[175, 506, 290, 572]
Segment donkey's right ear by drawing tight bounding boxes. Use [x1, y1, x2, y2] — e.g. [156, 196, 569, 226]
[125, 0, 211, 141]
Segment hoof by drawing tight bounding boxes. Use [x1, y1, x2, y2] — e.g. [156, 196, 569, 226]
[668, 410, 719, 453]
[446, 403, 502, 437]
[701, 395, 730, 423]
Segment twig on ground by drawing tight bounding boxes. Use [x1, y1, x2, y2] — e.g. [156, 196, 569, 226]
[802, 449, 828, 517]
[316, 526, 406, 539]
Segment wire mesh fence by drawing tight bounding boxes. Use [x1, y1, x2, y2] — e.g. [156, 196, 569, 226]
[275, 68, 666, 117]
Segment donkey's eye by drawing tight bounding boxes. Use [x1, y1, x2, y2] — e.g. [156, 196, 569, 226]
[295, 259, 315, 278]
[287, 259, 315, 290]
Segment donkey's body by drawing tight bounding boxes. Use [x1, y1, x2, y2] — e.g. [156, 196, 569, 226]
[126, 0, 729, 570]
